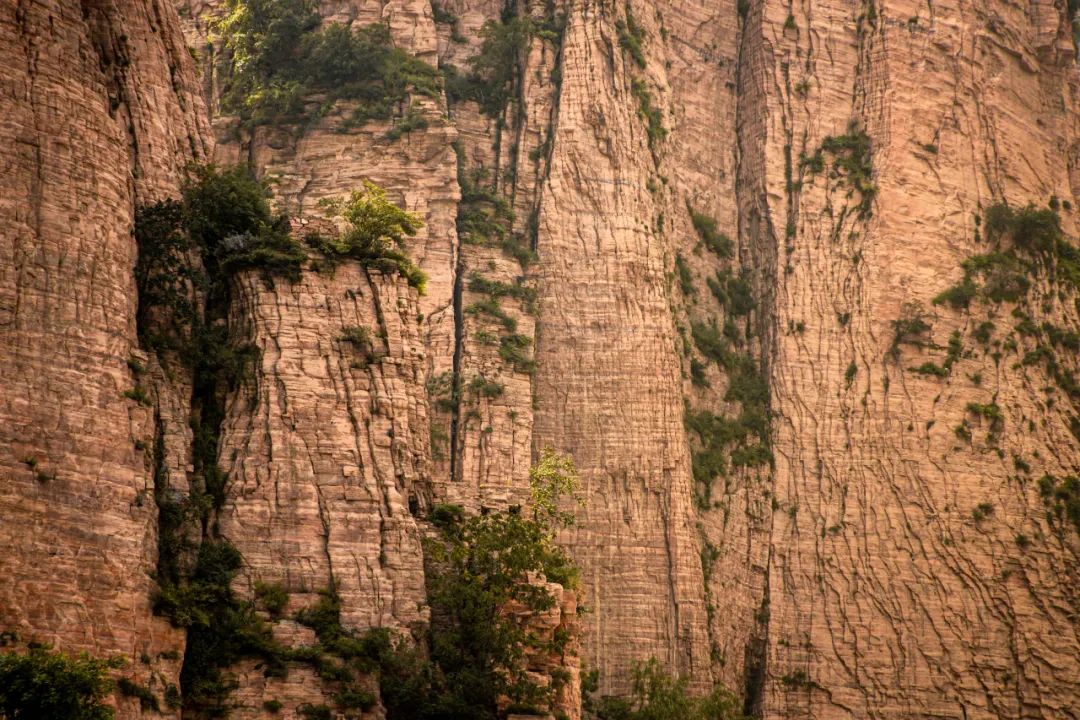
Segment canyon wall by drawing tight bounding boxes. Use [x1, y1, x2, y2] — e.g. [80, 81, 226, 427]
[2, 0, 1080, 717]
[0, 0, 210, 714]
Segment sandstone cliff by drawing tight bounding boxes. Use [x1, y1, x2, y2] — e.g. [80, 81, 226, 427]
[2, 0, 1080, 717]
[0, 0, 210, 715]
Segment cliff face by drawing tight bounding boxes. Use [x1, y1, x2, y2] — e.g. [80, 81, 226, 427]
[0, 0, 210, 713]
[3, 0, 1080, 717]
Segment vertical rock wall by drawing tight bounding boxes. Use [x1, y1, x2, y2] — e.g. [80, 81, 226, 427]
[739, 0, 1080, 716]
[0, 0, 209, 714]
[4, 0, 1080, 716]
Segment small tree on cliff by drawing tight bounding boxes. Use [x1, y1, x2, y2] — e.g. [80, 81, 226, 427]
[310, 181, 428, 291]
[381, 449, 582, 719]
[0, 646, 124, 720]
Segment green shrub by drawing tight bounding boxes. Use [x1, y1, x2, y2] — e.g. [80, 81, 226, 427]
[122, 387, 152, 406]
[631, 78, 666, 148]
[690, 358, 709, 388]
[298, 703, 333, 720]
[616, 4, 647, 68]
[707, 269, 754, 316]
[586, 657, 747, 720]
[971, 502, 994, 522]
[312, 181, 427, 291]
[499, 333, 536, 374]
[688, 207, 732, 257]
[446, 17, 533, 117]
[254, 581, 289, 617]
[386, 105, 429, 140]
[263, 699, 283, 712]
[933, 276, 976, 309]
[467, 374, 505, 399]
[803, 121, 875, 217]
[0, 647, 122, 720]
[675, 253, 695, 296]
[889, 302, 931, 357]
[1038, 474, 1080, 536]
[909, 362, 948, 378]
[116, 678, 160, 711]
[216, 1, 440, 128]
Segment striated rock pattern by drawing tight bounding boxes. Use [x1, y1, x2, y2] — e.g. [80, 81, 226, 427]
[0, 0, 210, 714]
[4, 0, 1080, 716]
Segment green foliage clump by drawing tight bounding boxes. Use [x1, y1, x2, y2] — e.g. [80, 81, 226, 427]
[586, 657, 747, 720]
[468, 273, 537, 308]
[453, 155, 533, 266]
[184, 164, 307, 283]
[909, 361, 948, 378]
[117, 677, 160, 711]
[801, 121, 875, 217]
[385, 106, 430, 140]
[675, 253, 695, 297]
[616, 4, 647, 69]
[216, 0, 440, 128]
[310, 181, 427, 291]
[1038, 474, 1080, 536]
[934, 252, 1031, 309]
[630, 78, 666, 149]
[298, 703, 333, 720]
[971, 502, 995, 522]
[684, 349, 771, 507]
[499, 334, 537, 374]
[386, 452, 583, 719]
[254, 581, 289, 617]
[135, 165, 305, 352]
[467, 374, 505, 399]
[889, 302, 931, 358]
[707, 269, 754, 316]
[0, 646, 123, 720]
[446, 17, 533, 118]
[688, 207, 732, 257]
[689, 358, 709, 388]
[154, 541, 284, 713]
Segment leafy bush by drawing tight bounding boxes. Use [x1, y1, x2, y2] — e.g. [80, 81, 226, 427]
[1038, 474, 1080, 536]
[0, 647, 123, 720]
[889, 302, 931, 357]
[311, 181, 427, 291]
[183, 163, 307, 282]
[499, 334, 537, 374]
[412, 451, 582, 718]
[116, 677, 160, 711]
[675, 253, 695, 296]
[707, 269, 754, 316]
[631, 78, 666, 149]
[216, 0, 439, 127]
[616, 4, 647, 69]
[254, 581, 289, 617]
[587, 657, 747, 720]
[446, 17, 533, 117]
[688, 207, 732, 257]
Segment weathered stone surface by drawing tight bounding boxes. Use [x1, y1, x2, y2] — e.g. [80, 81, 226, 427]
[0, 0, 209, 714]
[6, 0, 1080, 717]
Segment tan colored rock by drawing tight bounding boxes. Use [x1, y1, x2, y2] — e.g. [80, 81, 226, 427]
[0, 0, 209, 715]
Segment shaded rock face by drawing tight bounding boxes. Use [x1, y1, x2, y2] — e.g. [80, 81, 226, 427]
[4, 0, 1080, 718]
[0, 0, 210, 714]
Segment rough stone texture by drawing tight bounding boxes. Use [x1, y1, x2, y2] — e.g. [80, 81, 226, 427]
[527, 0, 715, 695]
[7, 0, 1080, 716]
[0, 0, 209, 715]
[219, 264, 432, 631]
[737, 0, 1080, 716]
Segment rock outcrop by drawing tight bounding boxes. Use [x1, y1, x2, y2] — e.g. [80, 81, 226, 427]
[3, 0, 1080, 717]
[0, 0, 210, 714]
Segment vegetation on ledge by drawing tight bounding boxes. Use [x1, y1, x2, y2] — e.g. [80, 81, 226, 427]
[215, 0, 440, 128]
